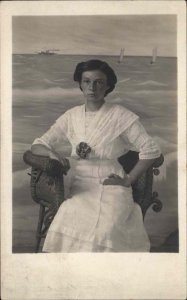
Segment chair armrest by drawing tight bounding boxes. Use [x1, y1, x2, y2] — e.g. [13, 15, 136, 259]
[23, 150, 69, 177]
[118, 151, 164, 218]
[23, 150, 66, 233]
[152, 154, 164, 168]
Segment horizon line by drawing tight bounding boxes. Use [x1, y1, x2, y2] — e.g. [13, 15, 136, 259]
[12, 53, 177, 58]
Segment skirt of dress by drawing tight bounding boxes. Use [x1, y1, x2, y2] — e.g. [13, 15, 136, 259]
[43, 158, 150, 252]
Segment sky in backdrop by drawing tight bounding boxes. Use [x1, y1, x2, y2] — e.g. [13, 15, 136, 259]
[13, 15, 176, 57]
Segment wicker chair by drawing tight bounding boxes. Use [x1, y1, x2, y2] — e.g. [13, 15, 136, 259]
[23, 150, 164, 252]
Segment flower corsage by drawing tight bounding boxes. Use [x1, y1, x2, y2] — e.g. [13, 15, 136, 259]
[76, 142, 91, 159]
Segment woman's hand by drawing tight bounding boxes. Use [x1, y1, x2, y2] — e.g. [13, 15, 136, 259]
[102, 173, 131, 187]
[60, 157, 71, 175]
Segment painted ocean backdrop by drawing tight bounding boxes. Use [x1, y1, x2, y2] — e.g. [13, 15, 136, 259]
[13, 54, 178, 252]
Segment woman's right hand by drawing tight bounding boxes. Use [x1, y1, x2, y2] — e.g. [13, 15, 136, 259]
[49, 152, 70, 175]
[49, 153, 70, 175]
[60, 157, 70, 175]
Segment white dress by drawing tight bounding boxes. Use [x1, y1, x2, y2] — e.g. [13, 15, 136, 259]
[33, 103, 161, 252]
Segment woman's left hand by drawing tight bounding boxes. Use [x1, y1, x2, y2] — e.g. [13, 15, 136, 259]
[102, 173, 131, 187]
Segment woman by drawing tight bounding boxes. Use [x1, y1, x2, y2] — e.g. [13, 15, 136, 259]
[31, 59, 161, 252]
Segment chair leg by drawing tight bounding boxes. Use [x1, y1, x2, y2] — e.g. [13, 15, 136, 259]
[35, 205, 45, 253]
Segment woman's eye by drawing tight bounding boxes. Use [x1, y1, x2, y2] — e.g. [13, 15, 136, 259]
[82, 79, 90, 84]
[96, 80, 104, 85]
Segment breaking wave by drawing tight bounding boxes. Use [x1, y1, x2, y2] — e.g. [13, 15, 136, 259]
[13, 87, 82, 100]
[137, 80, 168, 87]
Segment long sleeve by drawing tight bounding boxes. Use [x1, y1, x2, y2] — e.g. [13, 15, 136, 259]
[32, 111, 69, 153]
[120, 120, 161, 159]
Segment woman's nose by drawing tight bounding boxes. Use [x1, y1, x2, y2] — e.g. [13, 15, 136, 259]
[88, 81, 96, 90]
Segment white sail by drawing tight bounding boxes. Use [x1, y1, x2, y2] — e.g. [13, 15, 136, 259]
[118, 48, 125, 63]
[151, 46, 157, 64]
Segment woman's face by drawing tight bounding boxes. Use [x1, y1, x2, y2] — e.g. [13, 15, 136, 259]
[80, 70, 109, 103]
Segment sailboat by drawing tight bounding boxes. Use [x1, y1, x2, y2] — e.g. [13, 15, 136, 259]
[118, 48, 125, 64]
[150, 46, 157, 64]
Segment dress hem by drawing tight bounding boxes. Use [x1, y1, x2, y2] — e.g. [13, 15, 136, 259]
[43, 230, 150, 253]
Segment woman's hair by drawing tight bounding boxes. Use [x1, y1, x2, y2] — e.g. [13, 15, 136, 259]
[73, 59, 117, 96]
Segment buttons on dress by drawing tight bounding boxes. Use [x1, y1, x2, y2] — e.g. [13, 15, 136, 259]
[85, 112, 96, 130]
